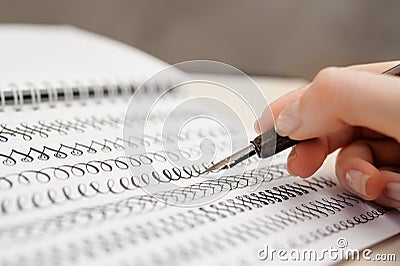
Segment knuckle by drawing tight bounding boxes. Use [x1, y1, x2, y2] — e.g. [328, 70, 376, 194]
[312, 66, 340, 97]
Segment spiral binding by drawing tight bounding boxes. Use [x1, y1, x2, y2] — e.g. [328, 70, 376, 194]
[0, 80, 171, 111]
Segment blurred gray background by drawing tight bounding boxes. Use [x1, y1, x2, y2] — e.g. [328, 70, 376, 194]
[1, 0, 399, 79]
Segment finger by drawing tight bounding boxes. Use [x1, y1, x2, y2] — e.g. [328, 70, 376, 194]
[276, 67, 400, 141]
[286, 138, 327, 178]
[335, 139, 400, 200]
[270, 61, 398, 119]
[254, 61, 399, 134]
[286, 127, 355, 177]
[255, 85, 308, 133]
[337, 138, 400, 167]
[374, 170, 400, 208]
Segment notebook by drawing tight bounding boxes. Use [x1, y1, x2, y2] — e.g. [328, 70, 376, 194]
[1, 24, 399, 266]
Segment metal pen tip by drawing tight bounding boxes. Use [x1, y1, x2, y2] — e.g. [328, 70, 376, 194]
[200, 161, 228, 175]
[200, 145, 256, 175]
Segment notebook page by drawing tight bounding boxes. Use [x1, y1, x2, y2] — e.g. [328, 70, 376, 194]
[0, 24, 168, 92]
[1, 87, 400, 266]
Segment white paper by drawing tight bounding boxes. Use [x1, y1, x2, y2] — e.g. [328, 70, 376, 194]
[0, 98, 399, 266]
[0, 24, 169, 92]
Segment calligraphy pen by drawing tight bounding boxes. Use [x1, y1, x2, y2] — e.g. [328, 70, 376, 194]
[201, 63, 400, 174]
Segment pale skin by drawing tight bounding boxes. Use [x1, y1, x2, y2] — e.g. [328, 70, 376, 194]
[255, 61, 400, 207]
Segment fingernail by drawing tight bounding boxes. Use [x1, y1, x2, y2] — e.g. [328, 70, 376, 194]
[254, 119, 261, 133]
[385, 182, 400, 202]
[345, 170, 371, 197]
[287, 146, 297, 161]
[286, 147, 297, 176]
[276, 100, 302, 136]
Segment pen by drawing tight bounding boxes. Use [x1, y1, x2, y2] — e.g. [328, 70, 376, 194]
[202, 62, 400, 174]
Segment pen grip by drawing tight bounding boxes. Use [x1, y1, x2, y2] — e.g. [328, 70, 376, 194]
[251, 128, 299, 158]
[382, 63, 400, 76]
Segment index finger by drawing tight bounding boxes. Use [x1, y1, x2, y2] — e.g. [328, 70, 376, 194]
[255, 61, 400, 134]
[278, 67, 400, 141]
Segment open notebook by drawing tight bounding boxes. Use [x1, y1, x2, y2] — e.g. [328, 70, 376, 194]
[1, 25, 399, 266]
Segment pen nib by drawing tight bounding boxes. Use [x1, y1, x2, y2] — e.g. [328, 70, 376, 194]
[200, 145, 256, 175]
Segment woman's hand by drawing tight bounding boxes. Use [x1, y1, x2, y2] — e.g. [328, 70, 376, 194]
[255, 61, 400, 207]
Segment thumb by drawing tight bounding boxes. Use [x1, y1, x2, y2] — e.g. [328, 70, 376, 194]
[275, 67, 400, 141]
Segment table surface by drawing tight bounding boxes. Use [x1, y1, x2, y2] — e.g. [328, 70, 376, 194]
[188, 73, 400, 265]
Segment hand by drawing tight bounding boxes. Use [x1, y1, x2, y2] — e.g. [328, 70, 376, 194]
[255, 62, 400, 207]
